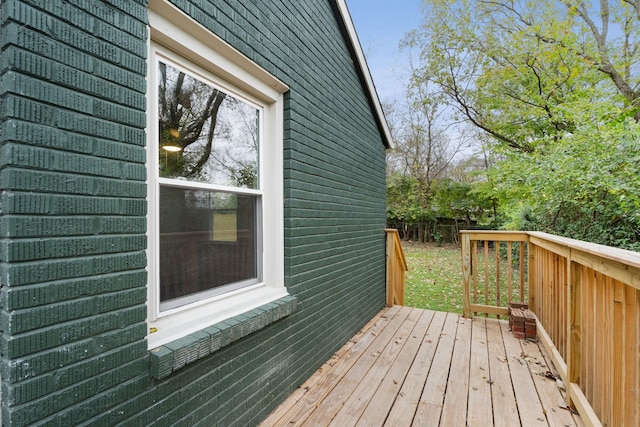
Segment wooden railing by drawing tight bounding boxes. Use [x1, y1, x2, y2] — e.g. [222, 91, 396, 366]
[460, 230, 640, 427]
[386, 229, 408, 306]
[460, 231, 530, 317]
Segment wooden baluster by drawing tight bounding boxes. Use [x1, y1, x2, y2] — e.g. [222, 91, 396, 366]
[507, 241, 513, 304]
[462, 233, 471, 318]
[496, 241, 502, 316]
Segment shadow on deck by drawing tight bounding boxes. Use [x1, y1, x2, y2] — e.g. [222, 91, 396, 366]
[260, 306, 583, 427]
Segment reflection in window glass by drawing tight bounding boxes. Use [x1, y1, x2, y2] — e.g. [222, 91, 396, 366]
[156, 58, 263, 312]
[158, 61, 260, 189]
[158, 187, 259, 310]
[213, 201, 238, 243]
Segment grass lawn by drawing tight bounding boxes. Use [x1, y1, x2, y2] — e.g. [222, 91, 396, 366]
[401, 240, 527, 315]
[402, 241, 463, 314]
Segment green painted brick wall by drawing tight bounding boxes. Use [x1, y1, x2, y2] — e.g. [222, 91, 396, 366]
[0, 0, 150, 425]
[0, 0, 387, 425]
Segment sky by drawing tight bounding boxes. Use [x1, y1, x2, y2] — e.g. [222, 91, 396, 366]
[345, 0, 424, 103]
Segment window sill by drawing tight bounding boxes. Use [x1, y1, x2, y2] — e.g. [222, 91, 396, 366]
[149, 295, 297, 379]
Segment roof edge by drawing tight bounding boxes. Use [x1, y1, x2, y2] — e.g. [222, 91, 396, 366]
[332, 0, 394, 149]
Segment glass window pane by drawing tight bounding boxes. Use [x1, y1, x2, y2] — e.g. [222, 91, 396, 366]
[158, 186, 260, 310]
[158, 60, 260, 189]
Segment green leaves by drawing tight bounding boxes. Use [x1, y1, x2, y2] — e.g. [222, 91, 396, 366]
[386, 174, 436, 223]
[493, 116, 640, 249]
[401, 0, 640, 250]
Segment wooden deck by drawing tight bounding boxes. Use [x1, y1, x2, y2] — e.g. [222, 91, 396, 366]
[260, 306, 584, 427]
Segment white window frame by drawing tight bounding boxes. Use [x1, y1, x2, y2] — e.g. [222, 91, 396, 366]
[146, 0, 288, 349]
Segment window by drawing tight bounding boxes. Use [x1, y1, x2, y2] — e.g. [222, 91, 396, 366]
[147, 2, 288, 349]
[155, 58, 263, 311]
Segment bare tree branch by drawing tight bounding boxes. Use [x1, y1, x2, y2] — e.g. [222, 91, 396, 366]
[560, 0, 640, 119]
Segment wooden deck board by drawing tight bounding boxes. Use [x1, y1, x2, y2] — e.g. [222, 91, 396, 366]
[261, 307, 401, 426]
[260, 307, 583, 427]
[383, 310, 447, 426]
[521, 339, 577, 427]
[467, 317, 493, 427]
[410, 311, 459, 426]
[439, 315, 471, 426]
[486, 317, 521, 427]
[355, 309, 435, 427]
[300, 306, 414, 426]
[526, 335, 584, 427]
[500, 320, 549, 427]
[328, 308, 423, 426]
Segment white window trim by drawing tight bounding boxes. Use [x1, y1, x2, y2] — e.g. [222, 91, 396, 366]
[146, 0, 288, 349]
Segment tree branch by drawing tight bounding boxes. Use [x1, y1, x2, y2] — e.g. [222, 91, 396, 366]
[561, 1, 640, 119]
[622, 0, 640, 20]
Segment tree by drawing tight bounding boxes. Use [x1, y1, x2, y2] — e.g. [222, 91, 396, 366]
[387, 73, 468, 203]
[158, 62, 226, 178]
[158, 61, 260, 188]
[404, 0, 640, 249]
[494, 114, 640, 249]
[432, 178, 493, 226]
[560, 0, 640, 120]
[386, 174, 436, 240]
[385, 70, 471, 241]
[405, 0, 619, 153]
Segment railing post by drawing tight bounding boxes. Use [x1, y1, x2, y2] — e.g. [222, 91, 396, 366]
[386, 229, 407, 307]
[461, 232, 471, 318]
[386, 230, 395, 306]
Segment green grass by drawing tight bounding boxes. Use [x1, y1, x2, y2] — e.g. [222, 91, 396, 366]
[402, 242, 463, 313]
[402, 241, 528, 315]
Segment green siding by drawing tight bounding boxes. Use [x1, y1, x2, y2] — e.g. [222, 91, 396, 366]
[0, 0, 387, 425]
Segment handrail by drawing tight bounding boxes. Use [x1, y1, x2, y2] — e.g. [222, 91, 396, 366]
[460, 230, 640, 427]
[385, 229, 408, 306]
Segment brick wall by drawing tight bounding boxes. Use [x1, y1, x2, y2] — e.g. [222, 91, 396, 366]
[0, 0, 387, 425]
[0, 0, 149, 425]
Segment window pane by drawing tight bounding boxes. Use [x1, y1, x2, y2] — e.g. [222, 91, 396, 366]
[159, 186, 259, 310]
[158, 60, 260, 189]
